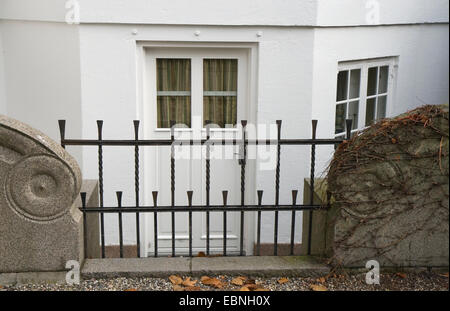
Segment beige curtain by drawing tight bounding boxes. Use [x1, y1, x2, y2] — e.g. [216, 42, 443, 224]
[203, 59, 237, 127]
[157, 59, 191, 128]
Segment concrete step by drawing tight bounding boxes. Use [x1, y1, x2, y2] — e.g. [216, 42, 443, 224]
[81, 256, 330, 279]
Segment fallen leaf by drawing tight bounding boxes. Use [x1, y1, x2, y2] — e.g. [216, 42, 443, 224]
[440, 272, 449, 278]
[201, 277, 224, 288]
[124, 288, 137, 291]
[396, 272, 407, 279]
[239, 283, 267, 291]
[277, 277, 289, 284]
[173, 284, 185, 291]
[197, 252, 206, 257]
[310, 284, 328, 291]
[185, 286, 202, 291]
[169, 275, 183, 285]
[244, 278, 256, 285]
[213, 282, 224, 289]
[243, 284, 259, 290]
[231, 277, 245, 286]
[182, 277, 198, 287]
[254, 288, 270, 291]
[317, 277, 326, 283]
[239, 286, 250, 291]
[201, 276, 210, 282]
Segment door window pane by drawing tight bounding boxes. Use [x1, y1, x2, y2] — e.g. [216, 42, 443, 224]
[378, 66, 389, 94]
[156, 59, 191, 128]
[377, 96, 387, 119]
[336, 70, 348, 101]
[348, 101, 359, 130]
[365, 98, 376, 126]
[203, 59, 238, 127]
[367, 67, 378, 96]
[335, 103, 347, 134]
[349, 69, 361, 99]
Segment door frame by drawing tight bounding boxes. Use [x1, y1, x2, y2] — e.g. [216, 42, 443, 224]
[136, 41, 259, 257]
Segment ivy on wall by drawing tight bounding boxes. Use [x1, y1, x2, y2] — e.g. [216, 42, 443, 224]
[326, 105, 449, 267]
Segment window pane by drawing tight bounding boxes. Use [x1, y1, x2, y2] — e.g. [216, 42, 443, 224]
[336, 71, 348, 101]
[203, 96, 237, 128]
[378, 66, 389, 94]
[335, 103, 347, 134]
[349, 69, 361, 99]
[348, 101, 359, 130]
[203, 59, 238, 127]
[203, 59, 237, 92]
[377, 95, 387, 120]
[157, 97, 191, 128]
[365, 98, 376, 126]
[157, 59, 191, 92]
[156, 59, 191, 128]
[367, 67, 378, 96]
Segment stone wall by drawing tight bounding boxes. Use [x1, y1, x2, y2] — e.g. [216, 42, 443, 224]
[0, 115, 99, 274]
[326, 105, 449, 268]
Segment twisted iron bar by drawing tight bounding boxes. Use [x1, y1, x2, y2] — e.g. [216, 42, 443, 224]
[134, 120, 141, 258]
[170, 121, 176, 257]
[97, 120, 105, 258]
[240, 120, 247, 256]
[206, 120, 211, 255]
[274, 120, 282, 255]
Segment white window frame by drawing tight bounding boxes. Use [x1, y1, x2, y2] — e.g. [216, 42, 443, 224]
[143, 47, 249, 132]
[335, 57, 398, 138]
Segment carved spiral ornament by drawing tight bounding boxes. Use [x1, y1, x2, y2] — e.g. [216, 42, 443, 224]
[5, 154, 77, 222]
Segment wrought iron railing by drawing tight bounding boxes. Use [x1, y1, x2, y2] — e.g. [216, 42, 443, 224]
[58, 119, 353, 258]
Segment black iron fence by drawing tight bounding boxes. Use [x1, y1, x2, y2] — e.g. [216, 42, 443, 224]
[58, 119, 353, 258]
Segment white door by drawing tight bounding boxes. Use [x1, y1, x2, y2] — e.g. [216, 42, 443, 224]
[143, 47, 250, 256]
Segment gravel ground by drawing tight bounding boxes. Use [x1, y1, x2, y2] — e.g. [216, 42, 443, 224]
[2, 271, 448, 291]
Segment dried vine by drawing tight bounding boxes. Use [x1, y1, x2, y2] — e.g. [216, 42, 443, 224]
[326, 105, 449, 267]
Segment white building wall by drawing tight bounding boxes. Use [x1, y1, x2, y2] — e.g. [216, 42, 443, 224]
[77, 24, 316, 246]
[78, 24, 143, 246]
[311, 24, 450, 175]
[0, 0, 448, 251]
[0, 0, 318, 25]
[77, 22, 449, 247]
[2, 0, 447, 26]
[0, 20, 83, 165]
[315, 0, 449, 26]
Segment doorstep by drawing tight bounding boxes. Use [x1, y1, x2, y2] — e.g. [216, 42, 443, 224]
[81, 256, 330, 279]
